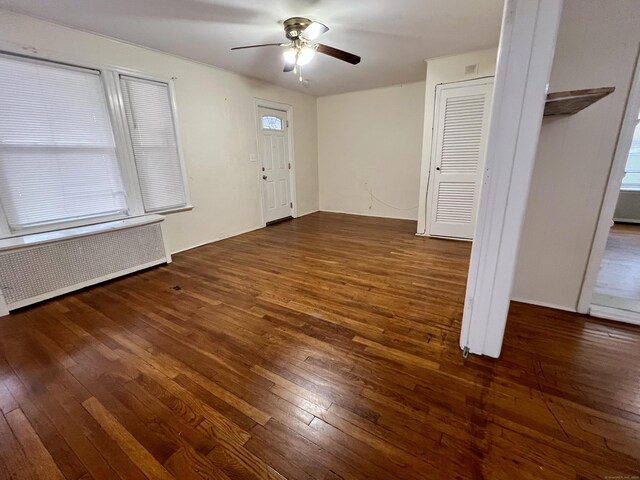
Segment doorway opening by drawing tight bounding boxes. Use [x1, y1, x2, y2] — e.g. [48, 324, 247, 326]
[590, 110, 640, 323]
[579, 52, 640, 325]
[254, 99, 297, 225]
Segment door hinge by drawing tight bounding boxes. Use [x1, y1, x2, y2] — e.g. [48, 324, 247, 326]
[288, 163, 291, 170]
[286, 120, 289, 128]
[290, 202, 293, 208]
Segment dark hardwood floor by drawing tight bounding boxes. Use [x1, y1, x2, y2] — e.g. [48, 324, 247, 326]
[0, 212, 639, 479]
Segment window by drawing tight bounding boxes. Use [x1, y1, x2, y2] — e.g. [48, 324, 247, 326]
[121, 76, 187, 212]
[621, 117, 640, 191]
[262, 115, 283, 130]
[0, 53, 189, 237]
[0, 55, 127, 230]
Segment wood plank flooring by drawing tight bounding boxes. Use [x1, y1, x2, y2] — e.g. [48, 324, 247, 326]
[0, 212, 639, 479]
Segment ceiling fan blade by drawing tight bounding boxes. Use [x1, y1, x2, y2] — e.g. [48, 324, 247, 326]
[315, 44, 361, 65]
[283, 62, 295, 73]
[301, 21, 329, 41]
[231, 43, 284, 50]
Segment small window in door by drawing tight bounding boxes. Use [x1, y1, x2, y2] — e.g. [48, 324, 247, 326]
[262, 115, 283, 130]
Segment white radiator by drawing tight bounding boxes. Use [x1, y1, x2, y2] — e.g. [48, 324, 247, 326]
[0, 215, 171, 316]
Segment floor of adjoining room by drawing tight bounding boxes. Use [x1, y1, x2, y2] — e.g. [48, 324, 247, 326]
[0, 212, 639, 479]
[593, 222, 640, 313]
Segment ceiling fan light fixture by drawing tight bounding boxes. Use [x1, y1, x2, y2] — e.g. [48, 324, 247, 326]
[232, 17, 361, 78]
[297, 45, 316, 66]
[282, 47, 297, 64]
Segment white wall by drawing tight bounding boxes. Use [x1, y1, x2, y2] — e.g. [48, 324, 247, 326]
[512, 0, 640, 310]
[317, 82, 425, 220]
[0, 10, 319, 254]
[416, 49, 498, 234]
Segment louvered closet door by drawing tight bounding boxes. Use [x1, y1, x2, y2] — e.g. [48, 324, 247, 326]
[427, 79, 494, 239]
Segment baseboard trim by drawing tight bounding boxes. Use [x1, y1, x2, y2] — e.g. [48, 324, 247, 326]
[295, 209, 320, 218]
[510, 297, 577, 313]
[319, 209, 417, 221]
[589, 304, 640, 326]
[171, 224, 264, 255]
[613, 218, 640, 224]
[171, 210, 320, 256]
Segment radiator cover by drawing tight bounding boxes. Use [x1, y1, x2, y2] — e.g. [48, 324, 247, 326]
[0, 216, 170, 314]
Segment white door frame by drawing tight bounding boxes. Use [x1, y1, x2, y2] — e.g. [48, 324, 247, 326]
[460, 0, 563, 358]
[254, 98, 298, 226]
[425, 76, 495, 240]
[577, 49, 640, 314]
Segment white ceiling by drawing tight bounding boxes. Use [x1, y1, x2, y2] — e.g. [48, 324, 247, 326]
[0, 0, 504, 96]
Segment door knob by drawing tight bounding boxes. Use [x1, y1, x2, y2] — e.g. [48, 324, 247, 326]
[262, 175, 268, 180]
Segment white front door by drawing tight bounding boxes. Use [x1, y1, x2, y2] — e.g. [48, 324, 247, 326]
[258, 107, 291, 223]
[427, 78, 494, 239]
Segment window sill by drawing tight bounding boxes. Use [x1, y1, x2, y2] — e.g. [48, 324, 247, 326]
[0, 214, 166, 252]
[620, 187, 640, 193]
[150, 204, 193, 215]
[1, 212, 131, 239]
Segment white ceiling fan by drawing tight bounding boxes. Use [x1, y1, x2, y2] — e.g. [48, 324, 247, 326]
[231, 17, 361, 82]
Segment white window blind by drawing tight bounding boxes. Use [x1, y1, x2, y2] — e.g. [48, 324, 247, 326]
[120, 76, 187, 212]
[0, 55, 127, 231]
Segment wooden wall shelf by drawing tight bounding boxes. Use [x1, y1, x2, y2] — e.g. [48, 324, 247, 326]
[544, 87, 615, 116]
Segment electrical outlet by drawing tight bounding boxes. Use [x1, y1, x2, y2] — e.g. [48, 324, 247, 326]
[249, 153, 257, 162]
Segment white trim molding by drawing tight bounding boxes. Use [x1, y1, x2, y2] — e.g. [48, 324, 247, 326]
[510, 297, 576, 313]
[460, 0, 563, 358]
[612, 218, 640, 224]
[590, 304, 640, 326]
[0, 214, 166, 251]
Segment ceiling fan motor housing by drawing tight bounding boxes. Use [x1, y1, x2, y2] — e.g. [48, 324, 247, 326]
[284, 17, 312, 40]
